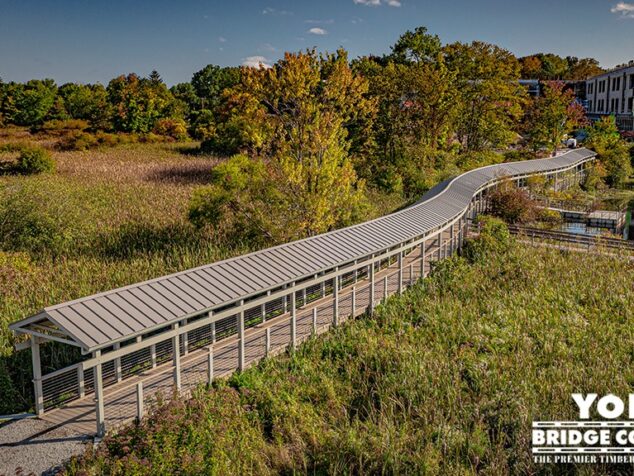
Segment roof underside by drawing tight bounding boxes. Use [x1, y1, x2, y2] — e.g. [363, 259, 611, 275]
[10, 148, 596, 352]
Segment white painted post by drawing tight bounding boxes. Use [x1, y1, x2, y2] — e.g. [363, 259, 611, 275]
[78, 364, 85, 399]
[265, 327, 271, 357]
[420, 240, 426, 277]
[409, 263, 414, 286]
[321, 276, 326, 298]
[333, 275, 339, 327]
[150, 344, 157, 369]
[238, 302, 245, 371]
[449, 224, 454, 256]
[207, 347, 214, 385]
[312, 308, 318, 336]
[94, 350, 106, 437]
[182, 319, 188, 356]
[290, 288, 297, 350]
[283, 285, 288, 313]
[398, 253, 403, 294]
[302, 287, 307, 307]
[210, 311, 216, 344]
[351, 286, 356, 317]
[136, 382, 143, 422]
[458, 216, 464, 250]
[383, 275, 388, 300]
[172, 323, 181, 390]
[30, 338, 44, 416]
[369, 255, 375, 313]
[113, 343, 122, 383]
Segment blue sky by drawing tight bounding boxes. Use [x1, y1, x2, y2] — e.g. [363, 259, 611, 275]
[0, 0, 633, 86]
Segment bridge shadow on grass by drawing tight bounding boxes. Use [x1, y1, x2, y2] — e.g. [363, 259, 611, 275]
[144, 162, 216, 185]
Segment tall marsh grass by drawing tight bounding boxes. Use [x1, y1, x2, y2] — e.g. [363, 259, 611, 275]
[65, 235, 634, 475]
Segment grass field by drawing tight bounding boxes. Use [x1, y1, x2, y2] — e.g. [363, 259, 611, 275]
[0, 139, 405, 412]
[64, 231, 634, 475]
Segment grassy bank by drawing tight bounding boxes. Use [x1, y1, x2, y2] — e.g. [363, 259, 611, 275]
[65, 232, 634, 475]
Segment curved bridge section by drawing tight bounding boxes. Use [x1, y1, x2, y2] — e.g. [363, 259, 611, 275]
[10, 148, 596, 436]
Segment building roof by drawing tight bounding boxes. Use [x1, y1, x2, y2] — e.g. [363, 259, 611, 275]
[9, 148, 596, 353]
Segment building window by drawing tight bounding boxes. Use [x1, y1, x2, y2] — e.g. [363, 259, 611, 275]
[613, 77, 621, 91]
[611, 98, 619, 112]
[629, 97, 633, 112]
[588, 83, 594, 94]
[630, 74, 634, 89]
[587, 100, 593, 112]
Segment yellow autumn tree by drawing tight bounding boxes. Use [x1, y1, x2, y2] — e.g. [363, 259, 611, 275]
[190, 50, 374, 242]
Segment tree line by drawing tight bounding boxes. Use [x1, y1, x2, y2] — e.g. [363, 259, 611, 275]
[1, 26, 629, 243]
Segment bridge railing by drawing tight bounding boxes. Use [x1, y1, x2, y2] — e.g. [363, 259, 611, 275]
[32, 151, 596, 436]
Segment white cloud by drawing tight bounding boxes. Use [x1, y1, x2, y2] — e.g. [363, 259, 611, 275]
[611, 2, 634, 18]
[305, 18, 335, 24]
[353, 0, 401, 6]
[308, 27, 327, 35]
[262, 7, 293, 15]
[218, 36, 227, 43]
[259, 43, 277, 53]
[242, 56, 272, 68]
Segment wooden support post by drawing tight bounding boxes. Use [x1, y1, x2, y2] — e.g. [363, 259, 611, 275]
[150, 344, 157, 369]
[172, 323, 181, 390]
[369, 255, 375, 313]
[398, 252, 403, 294]
[31, 338, 44, 416]
[321, 277, 326, 298]
[113, 343, 122, 383]
[78, 364, 85, 398]
[313, 307, 317, 337]
[136, 382, 143, 422]
[333, 275, 339, 327]
[207, 347, 214, 385]
[383, 275, 388, 300]
[290, 288, 297, 350]
[238, 302, 245, 371]
[409, 263, 414, 285]
[265, 327, 271, 357]
[302, 287, 307, 307]
[94, 349, 105, 437]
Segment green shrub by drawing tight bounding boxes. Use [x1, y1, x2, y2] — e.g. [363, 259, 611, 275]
[488, 180, 538, 224]
[16, 146, 55, 174]
[56, 130, 99, 151]
[152, 118, 188, 141]
[537, 208, 563, 225]
[0, 181, 83, 254]
[463, 215, 511, 262]
[41, 119, 89, 134]
[94, 131, 121, 147]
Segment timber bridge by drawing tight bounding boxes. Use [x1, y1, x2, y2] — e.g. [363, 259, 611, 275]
[9, 148, 596, 438]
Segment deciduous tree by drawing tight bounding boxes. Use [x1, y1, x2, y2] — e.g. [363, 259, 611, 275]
[525, 81, 586, 154]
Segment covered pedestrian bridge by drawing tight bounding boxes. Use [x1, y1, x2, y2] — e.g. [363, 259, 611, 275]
[10, 148, 596, 437]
